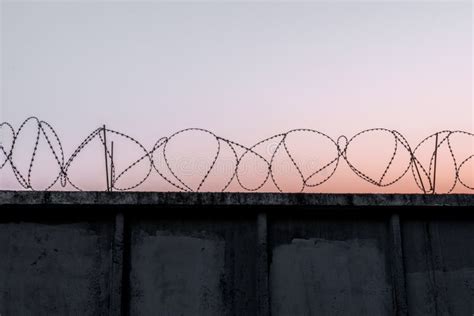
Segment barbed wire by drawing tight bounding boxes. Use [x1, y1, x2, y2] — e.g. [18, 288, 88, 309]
[1, 117, 473, 193]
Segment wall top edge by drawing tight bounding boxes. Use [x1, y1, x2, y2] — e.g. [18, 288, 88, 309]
[1, 191, 473, 207]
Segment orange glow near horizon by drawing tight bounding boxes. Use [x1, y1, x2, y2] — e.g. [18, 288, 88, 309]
[1, 119, 472, 193]
[1, 1, 472, 193]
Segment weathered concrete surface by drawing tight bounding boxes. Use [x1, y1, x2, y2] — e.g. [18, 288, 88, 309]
[271, 239, 392, 315]
[0, 221, 113, 315]
[0, 192, 473, 316]
[129, 216, 257, 316]
[131, 233, 225, 315]
[402, 218, 474, 316]
[269, 215, 393, 316]
[1, 190, 472, 207]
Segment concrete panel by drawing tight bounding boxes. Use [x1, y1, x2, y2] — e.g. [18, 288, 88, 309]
[269, 216, 393, 316]
[131, 232, 225, 315]
[403, 219, 474, 316]
[0, 221, 113, 316]
[271, 238, 392, 316]
[129, 215, 256, 316]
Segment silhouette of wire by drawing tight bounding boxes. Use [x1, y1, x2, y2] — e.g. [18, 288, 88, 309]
[1, 117, 473, 193]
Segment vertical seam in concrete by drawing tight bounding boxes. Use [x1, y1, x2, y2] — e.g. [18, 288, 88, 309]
[110, 212, 125, 316]
[426, 222, 450, 316]
[257, 212, 270, 316]
[424, 222, 438, 314]
[389, 213, 408, 316]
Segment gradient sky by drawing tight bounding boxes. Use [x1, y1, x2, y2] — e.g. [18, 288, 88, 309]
[1, 0, 473, 193]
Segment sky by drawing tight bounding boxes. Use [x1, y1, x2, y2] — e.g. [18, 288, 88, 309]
[0, 0, 473, 193]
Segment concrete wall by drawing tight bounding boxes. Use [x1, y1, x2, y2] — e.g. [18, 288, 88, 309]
[0, 192, 473, 316]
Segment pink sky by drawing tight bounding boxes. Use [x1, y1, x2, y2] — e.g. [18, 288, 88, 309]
[1, 1, 473, 193]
